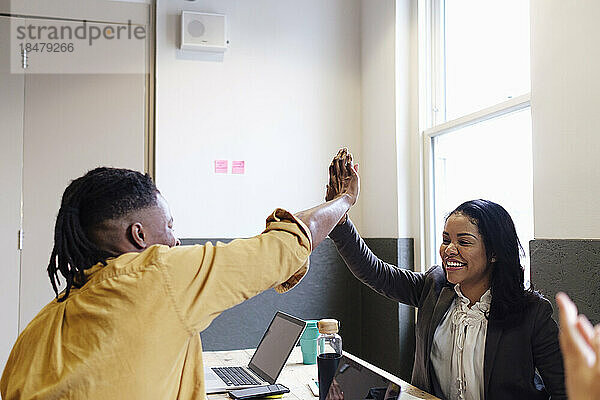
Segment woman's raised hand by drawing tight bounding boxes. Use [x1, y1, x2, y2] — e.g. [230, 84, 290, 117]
[326, 148, 360, 224]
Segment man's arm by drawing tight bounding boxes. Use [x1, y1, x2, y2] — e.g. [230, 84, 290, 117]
[158, 148, 359, 332]
[295, 148, 359, 249]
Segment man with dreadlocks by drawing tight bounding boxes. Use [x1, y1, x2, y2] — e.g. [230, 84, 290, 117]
[1, 154, 360, 399]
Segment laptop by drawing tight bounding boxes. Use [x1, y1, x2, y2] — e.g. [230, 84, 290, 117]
[323, 354, 404, 400]
[204, 311, 307, 394]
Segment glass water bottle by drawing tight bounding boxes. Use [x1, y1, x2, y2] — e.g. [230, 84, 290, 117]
[317, 319, 342, 400]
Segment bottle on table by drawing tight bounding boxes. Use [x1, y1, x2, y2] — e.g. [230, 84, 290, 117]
[300, 320, 320, 365]
[317, 319, 342, 400]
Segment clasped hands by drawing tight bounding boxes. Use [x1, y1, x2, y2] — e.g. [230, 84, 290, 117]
[326, 148, 360, 225]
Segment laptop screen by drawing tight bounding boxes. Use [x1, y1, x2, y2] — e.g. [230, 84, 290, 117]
[248, 311, 306, 383]
[325, 355, 401, 400]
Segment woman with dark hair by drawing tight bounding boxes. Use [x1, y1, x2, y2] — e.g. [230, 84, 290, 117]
[326, 149, 565, 400]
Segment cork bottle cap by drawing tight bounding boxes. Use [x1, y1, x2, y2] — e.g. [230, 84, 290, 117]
[317, 319, 339, 334]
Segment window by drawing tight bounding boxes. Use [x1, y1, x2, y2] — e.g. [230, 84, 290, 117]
[422, 0, 533, 278]
[443, 0, 530, 121]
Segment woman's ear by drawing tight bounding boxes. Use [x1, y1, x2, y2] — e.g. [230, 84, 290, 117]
[129, 222, 147, 249]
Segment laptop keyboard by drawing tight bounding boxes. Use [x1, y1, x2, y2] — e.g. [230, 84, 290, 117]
[211, 367, 262, 386]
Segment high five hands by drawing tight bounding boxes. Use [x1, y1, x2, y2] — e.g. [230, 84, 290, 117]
[326, 148, 360, 225]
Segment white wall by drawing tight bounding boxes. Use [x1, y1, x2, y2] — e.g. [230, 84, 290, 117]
[531, 0, 600, 239]
[155, 0, 362, 238]
[398, 0, 420, 242]
[358, 0, 419, 249]
[359, 0, 397, 238]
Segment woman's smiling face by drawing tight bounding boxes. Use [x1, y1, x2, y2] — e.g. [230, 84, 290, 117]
[439, 212, 492, 299]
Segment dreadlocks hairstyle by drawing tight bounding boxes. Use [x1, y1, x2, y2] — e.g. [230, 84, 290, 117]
[48, 167, 158, 302]
[447, 199, 536, 326]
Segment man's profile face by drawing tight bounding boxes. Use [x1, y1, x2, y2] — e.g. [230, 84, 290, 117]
[140, 193, 180, 248]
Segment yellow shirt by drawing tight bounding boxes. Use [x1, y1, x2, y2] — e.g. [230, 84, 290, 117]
[1, 209, 311, 400]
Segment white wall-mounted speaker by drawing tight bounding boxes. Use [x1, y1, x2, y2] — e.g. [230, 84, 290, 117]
[180, 11, 228, 52]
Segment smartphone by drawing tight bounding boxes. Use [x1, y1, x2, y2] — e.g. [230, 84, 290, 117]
[228, 384, 290, 400]
[308, 379, 319, 397]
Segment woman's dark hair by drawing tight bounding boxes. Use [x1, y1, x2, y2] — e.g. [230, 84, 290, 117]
[47, 167, 158, 302]
[448, 199, 535, 325]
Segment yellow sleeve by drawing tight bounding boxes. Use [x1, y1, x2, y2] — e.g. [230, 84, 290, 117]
[158, 208, 312, 333]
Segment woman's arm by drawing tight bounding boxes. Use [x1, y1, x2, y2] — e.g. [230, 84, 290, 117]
[329, 218, 426, 307]
[325, 148, 426, 307]
[532, 298, 567, 399]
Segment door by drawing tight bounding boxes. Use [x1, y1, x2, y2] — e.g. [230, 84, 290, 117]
[0, 9, 150, 348]
[19, 72, 148, 327]
[0, 15, 24, 371]
[19, 16, 148, 327]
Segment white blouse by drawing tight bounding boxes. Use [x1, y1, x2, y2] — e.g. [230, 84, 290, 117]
[430, 285, 491, 400]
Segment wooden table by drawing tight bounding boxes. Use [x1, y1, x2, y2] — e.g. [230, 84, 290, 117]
[204, 348, 439, 400]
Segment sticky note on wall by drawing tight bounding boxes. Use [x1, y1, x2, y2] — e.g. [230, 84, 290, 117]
[214, 160, 228, 174]
[232, 160, 245, 174]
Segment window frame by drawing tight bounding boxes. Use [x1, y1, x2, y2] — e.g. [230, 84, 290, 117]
[419, 0, 532, 268]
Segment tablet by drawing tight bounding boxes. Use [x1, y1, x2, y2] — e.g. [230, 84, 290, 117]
[325, 354, 401, 400]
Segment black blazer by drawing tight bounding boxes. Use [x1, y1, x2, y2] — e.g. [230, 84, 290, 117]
[330, 219, 566, 400]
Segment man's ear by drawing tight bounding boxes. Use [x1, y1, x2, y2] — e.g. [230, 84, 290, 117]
[129, 222, 147, 249]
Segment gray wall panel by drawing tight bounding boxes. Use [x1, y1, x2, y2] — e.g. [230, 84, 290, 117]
[362, 238, 415, 381]
[530, 239, 600, 325]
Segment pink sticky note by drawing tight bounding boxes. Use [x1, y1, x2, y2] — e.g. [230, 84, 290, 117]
[232, 160, 245, 174]
[214, 160, 228, 174]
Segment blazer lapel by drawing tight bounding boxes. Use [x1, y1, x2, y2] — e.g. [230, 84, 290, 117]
[484, 322, 503, 398]
[427, 286, 455, 347]
[426, 286, 455, 391]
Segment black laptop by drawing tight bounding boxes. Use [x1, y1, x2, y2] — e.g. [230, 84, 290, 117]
[204, 311, 306, 394]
